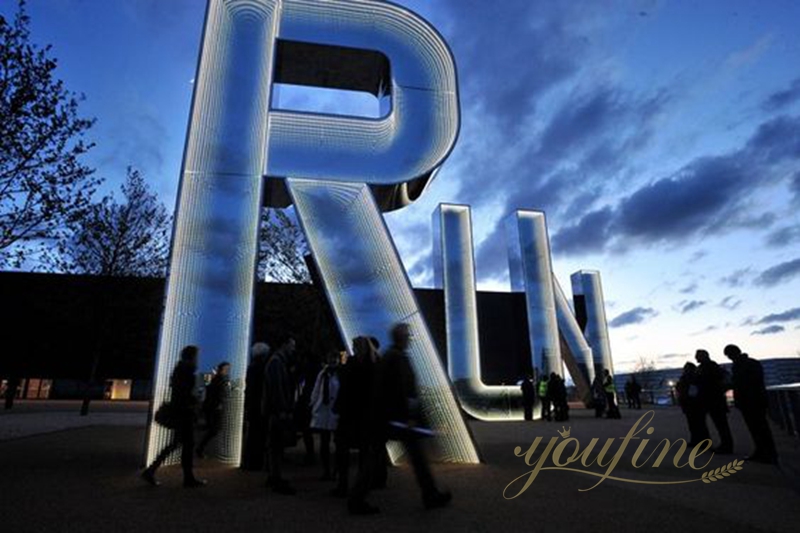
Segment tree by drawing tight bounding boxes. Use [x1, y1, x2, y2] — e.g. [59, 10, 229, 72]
[45, 167, 172, 277]
[0, 1, 99, 267]
[258, 208, 310, 283]
[41, 167, 171, 415]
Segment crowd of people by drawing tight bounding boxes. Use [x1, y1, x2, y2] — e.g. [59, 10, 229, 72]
[676, 344, 777, 464]
[141, 323, 452, 515]
[139, 336, 780, 506]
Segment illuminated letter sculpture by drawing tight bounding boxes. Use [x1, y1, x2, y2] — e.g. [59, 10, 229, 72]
[435, 206, 602, 420]
[147, 0, 479, 466]
[571, 270, 614, 378]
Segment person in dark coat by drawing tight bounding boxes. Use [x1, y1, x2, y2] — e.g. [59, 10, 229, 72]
[630, 376, 642, 409]
[550, 373, 569, 422]
[724, 344, 778, 464]
[294, 351, 320, 466]
[196, 361, 230, 458]
[242, 342, 270, 470]
[676, 362, 710, 446]
[263, 335, 297, 494]
[4, 377, 20, 410]
[520, 375, 535, 421]
[348, 323, 451, 515]
[591, 376, 606, 418]
[695, 349, 733, 453]
[332, 337, 378, 499]
[142, 345, 206, 488]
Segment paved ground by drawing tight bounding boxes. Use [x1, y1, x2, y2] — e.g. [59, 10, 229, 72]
[0, 402, 798, 533]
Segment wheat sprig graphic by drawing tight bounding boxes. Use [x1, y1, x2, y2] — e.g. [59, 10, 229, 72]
[701, 459, 744, 483]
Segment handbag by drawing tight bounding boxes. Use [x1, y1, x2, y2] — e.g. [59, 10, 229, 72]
[154, 402, 178, 429]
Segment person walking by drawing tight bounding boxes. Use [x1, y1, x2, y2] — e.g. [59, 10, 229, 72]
[520, 374, 535, 421]
[348, 323, 451, 515]
[724, 344, 778, 464]
[263, 335, 298, 494]
[537, 374, 551, 421]
[196, 361, 230, 458]
[675, 362, 710, 446]
[695, 349, 733, 454]
[142, 345, 206, 488]
[310, 350, 341, 480]
[242, 342, 269, 470]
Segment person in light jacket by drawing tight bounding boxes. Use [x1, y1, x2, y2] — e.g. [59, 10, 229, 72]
[310, 350, 341, 480]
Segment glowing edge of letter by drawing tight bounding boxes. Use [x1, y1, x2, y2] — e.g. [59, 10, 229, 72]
[435, 205, 605, 420]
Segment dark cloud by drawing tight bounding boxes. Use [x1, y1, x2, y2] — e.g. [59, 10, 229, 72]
[679, 282, 698, 294]
[719, 296, 742, 310]
[792, 172, 800, 201]
[754, 257, 800, 287]
[679, 300, 706, 314]
[762, 77, 800, 112]
[550, 114, 800, 255]
[719, 268, 752, 288]
[659, 352, 690, 360]
[756, 307, 800, 324]
[751, 325, 785, 336]
[550, 207, 614, 256]
[765, 225, 800, 248]
[609, 307, 658, 328]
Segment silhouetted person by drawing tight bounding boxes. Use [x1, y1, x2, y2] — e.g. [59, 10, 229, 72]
[676, 362, 710, 446]
[550, 373, 569, 422]
[4, 377, 20, 410]
[520, 375, 535, 421]
[263, 335, 297, 494]
[625, 379, 634, 409]
[695, 349, 733, 454]
[603, 369, 620, 419]
[333, 337, 379, 500]
[630, 376, 642, 409]
[196, 361, 230, 458]
[142, 345, 206, 488]
[310, 350, 341, 480]
[724, 344, 777, 464]
[242, 342, 269, 470]
[591, 376, 606, 418]
[538, 374, 551, 421]
[350, 324, 452, 515]
[295, 351, 320, 466]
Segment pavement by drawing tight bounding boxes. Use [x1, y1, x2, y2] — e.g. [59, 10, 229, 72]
[0, 402, 798, 533]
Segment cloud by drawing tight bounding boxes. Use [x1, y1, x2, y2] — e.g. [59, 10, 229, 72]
[550, 207, 614, 256]
[679, 282, 698, 294]
[549, 114, 800, 256]
[690, 325, 718, 336]
[719, 268, 752, 288]
[756, 307, 800, 324]
[609, 307, 658, 328]
[765, 225, 800, 248]
[754, 257, 800, 287]
[751, 325, 785, 336]
[762, 77, 800, 112]
[679, 300, 706, 314]
[719, 296, 742, 310]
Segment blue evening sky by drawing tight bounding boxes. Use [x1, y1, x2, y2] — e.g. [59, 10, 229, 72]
[4, 0, 799, 371]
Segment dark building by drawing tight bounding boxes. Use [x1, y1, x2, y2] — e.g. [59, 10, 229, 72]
[0, 272, 533, 400]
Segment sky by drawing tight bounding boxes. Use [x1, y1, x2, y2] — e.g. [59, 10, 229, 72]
[3, 0, 800, 372]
